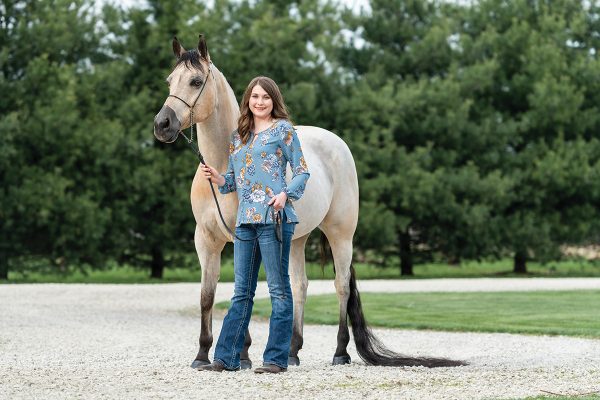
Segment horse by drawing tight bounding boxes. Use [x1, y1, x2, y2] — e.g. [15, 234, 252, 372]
[153, 34, 465, 369]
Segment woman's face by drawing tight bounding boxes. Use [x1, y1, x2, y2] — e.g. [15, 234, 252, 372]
[249, 84, 273, 120]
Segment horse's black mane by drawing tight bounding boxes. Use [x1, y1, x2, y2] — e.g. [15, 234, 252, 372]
[175, 50, 205, 72]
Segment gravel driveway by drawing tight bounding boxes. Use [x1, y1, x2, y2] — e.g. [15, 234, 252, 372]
[1, 278, 599, 400]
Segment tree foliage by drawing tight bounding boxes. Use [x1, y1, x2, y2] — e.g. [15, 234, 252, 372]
[338, 0, 600, 273]
[2, 0, 600, 279]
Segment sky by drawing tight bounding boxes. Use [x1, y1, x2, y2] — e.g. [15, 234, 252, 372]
[106, 0, 372, 14]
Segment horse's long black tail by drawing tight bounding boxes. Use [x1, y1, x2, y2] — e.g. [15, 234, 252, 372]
[347, 264, 467, 368]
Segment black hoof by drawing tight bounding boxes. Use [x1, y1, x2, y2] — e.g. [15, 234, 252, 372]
[288, 356, 300, 366]
[240, 359, 252, 370]
[332, 355, 351, 365]
[191, 359, 210, 369]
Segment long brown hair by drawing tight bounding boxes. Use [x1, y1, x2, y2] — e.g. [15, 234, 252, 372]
[238, 76, 291, 144]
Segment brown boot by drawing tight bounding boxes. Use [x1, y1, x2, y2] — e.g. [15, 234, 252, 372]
[196, 361, 226, 372]
[254, 364, 287, 374]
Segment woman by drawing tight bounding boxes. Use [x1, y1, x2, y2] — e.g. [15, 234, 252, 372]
[198, 76, 310, 374]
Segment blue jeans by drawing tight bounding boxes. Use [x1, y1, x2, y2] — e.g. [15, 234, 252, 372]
[213, 216, 295, 370]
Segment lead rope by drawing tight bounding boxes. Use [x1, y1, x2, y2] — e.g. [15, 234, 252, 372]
[168, 64, 281, 243]
[180, 130, 281, 244]
[184, 128, 284, 296]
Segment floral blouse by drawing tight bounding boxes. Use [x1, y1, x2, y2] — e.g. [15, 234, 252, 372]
[218, 119, 310, 226]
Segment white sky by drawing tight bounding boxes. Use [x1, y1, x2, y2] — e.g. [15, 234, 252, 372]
[337, 0, 371, 13]
[105, 0, 372, 14]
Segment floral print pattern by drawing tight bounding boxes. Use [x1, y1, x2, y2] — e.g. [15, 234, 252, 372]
[218, 120, 310, 226]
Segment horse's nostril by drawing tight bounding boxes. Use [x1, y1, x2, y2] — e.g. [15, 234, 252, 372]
[160, 117, 170, 130]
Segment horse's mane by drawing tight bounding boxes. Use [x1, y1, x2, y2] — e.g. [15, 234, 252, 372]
[175, 50, 205, 72]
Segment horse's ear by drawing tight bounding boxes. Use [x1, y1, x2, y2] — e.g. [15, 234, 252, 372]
[198, 34, 210, 61]
[172, 36, 186, 59]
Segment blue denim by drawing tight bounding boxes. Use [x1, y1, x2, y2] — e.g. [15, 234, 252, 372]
[213, 214, 295, 370]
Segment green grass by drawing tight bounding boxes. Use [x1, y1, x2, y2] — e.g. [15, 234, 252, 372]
[517, 395, 600, 400]
[5, 258, 600, 283]
[218, 290, 600, 338]
[408, 259, 600, 278]
[6, 265, 203, 284]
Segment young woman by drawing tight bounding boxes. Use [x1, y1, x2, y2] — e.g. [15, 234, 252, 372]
[198, 76, 310, 374]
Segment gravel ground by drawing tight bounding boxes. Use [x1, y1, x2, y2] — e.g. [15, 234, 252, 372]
[1, 278, 599, 400]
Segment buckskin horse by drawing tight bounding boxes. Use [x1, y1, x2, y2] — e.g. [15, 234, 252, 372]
[153, 35, 465, 369]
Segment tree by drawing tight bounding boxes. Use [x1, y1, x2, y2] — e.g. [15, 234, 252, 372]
[336, 0, 509, 274]
[0, 0, 124, 279]
[337, 0, 600, 274]
[99, 1, 200, 278]
[456, 0, 600, 271]
[102, 0, 345, 277]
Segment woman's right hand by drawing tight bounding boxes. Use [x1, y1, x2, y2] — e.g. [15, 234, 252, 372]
[200, 163, 226, 186]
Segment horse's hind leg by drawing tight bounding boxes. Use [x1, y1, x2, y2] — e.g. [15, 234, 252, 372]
[288, 233, 310, 366]
[323, 231, 354, 365]
[191, 225, 225, 369]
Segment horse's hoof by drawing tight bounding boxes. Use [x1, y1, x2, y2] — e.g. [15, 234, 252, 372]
[240, 359, 253, 370]
[288, 356, 300, 366]
[332, 355, 351, 365]
[191, 359, 210, 369]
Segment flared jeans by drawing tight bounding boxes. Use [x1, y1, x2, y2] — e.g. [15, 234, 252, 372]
[214, 218, 295, 370]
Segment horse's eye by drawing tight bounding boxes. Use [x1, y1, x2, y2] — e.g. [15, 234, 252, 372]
[191, 79, 203, 87]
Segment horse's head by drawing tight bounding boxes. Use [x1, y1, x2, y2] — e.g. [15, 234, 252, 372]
[154, 35, 216, 143]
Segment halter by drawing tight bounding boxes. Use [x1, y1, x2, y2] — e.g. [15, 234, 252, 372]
[168, 63, 282, 244]
[168, 63, 213, 146]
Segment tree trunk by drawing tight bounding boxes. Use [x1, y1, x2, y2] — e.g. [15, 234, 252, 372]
[0, 254, 7, 280]
[513, 251, 527, 274]
[399, 231, 413, 276]
[448, 255, 461, 266]
[150, 246, 164, 279]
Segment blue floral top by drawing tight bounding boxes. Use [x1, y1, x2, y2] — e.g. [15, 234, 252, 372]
[218, 119, 310, 226]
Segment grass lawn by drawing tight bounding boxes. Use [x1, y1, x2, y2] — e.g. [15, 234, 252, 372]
[216, 290, 600, 338]
[5, 258, 600, 283]
[519, 396, 600, 400]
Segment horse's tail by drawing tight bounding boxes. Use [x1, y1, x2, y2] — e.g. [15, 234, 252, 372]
[347, 264, 467, 367]
[320, 230, 333, 275]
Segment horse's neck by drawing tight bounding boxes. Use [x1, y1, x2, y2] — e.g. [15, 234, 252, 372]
[196, 68, 239, 171]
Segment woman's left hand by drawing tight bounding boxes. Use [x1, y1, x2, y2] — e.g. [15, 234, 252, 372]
[268, 192, 287, 211]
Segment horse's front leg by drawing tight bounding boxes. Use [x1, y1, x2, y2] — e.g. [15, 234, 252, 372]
[191, 225, 225, 369]
[288, 234, 310, 366]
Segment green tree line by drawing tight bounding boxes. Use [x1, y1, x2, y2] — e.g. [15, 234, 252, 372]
[1, 0, 599, 280]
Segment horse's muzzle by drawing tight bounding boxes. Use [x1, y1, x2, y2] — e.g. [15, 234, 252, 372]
[154, 105, 181, 143]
